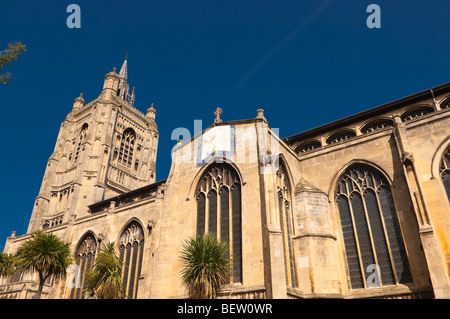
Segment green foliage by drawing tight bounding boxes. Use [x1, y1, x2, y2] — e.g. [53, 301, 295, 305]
[84, 242, 125, 299]
[179, 233, 230, 299]
[14, 230, 72, 299]
[0, 251, 16, 277]
[0, 41, 26, 84]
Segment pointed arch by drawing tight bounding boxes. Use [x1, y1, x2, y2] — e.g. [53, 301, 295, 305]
[400, 105, 434, 122]
[70, 231, 98, 299]
[273, 155, 297, 287]
[187, 156, 246, 201]
[325, 129, 357, 145]
[431, 137, 450, 178]
[439, 95, 450, 109]
[334, 163, 412, 289]
[118, 219, 145, 299]
[293, 140, 322, 154]
[272, 153, 296, 193]
[74, 123, 88, 163]
[194, 162, 242, 284]
[431, 137, 450, 203]
[360, 118, 394, 134]
[118, 128, 136, 168]
[328, 159, 393, 198]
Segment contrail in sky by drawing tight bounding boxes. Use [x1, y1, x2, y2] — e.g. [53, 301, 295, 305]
[234, 0, 335, 92]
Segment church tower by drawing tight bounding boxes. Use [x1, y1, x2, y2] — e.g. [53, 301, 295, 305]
[27, 58, 159, 233]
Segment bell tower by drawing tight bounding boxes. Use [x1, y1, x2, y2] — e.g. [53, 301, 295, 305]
[27, 58, 159, 233]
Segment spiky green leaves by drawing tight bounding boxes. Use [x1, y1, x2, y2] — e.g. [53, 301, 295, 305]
[180, 233, 230, 299]
[84, 242, 125, 299]
[14, 230, 72, 298]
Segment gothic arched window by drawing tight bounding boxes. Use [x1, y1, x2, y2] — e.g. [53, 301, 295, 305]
[335, 165, 412, 289]
[195, 163, 242, 284]
[74, 123, 88, 163]
[276, 161, 296, 287]
[440, 96, 450, 109]
[118, 221, 145, 299]
[70, 233, 97, 299]
[361, 119, 394, 134]
[439, 146, 450, 202]
[401, 107, 433, 122]
[118, 128, 136, 168]
[326, 130, 356, 145]
[295, 141, 321, 154]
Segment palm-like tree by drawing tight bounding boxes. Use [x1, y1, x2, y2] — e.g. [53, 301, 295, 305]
[180, 233, 230, 299]
[0, 251, 16, 277]
[84, 242, 124, 299]
[14, 231, 72, 299]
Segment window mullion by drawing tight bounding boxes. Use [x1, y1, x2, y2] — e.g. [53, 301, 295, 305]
[372, 175, 399, 285]
[228, 185, 233, 284]
[279, 192, 289, 286]
[217, 187, 221, 241]
[345, 181, 367, 288]
[205, 191, 210, 234]
[361, 188, 382, 286]
[130, 241, 139, 299]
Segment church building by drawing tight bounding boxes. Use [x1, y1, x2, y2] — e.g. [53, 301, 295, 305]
[1, 59, 450, 299]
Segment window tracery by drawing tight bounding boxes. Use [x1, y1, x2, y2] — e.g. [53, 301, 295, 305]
[118, 128, 136, 168]
[440, 147, 450, 202]
[335, 165, 412, 289]
[361, 120, 393, 134]
[276, 162, 296, 287]
[74, 124, 88, 163]
[295, 141, 321, 154]
[195, 164, 242, 284]
[326, 130, 356, 144]
[119, 221, 145, 299]
[70, 233, 97, 299]
[401, 107, 433, 121]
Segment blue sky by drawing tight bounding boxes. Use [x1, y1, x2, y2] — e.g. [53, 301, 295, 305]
[1, 0, 449, 248]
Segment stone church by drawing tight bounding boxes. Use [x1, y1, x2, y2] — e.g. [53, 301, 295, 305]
[1, 59, 450, 299]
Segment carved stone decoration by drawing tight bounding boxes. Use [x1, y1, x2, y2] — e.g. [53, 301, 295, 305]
[260, 153, 273, 166]
[119, 221, 144, 245]
[214, 107, 223, 124]
[147, 219, 156, 231]
[97, 233, 105, 243]
[402, 151, 414, 165]
[76, 233, 97, 256]
[42, 215, 64, 229]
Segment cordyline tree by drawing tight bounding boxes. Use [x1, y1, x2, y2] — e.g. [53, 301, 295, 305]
[0, 41, 26, 84]
[0, 251, 16, 277]
[84, 242, 125, 299]
[179, 233, 230, 299]
[14, 230, 72, 299]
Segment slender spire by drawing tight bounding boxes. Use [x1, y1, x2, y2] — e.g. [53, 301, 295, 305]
[119, 56, 128, 80]
[117, 54, 131, 103]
